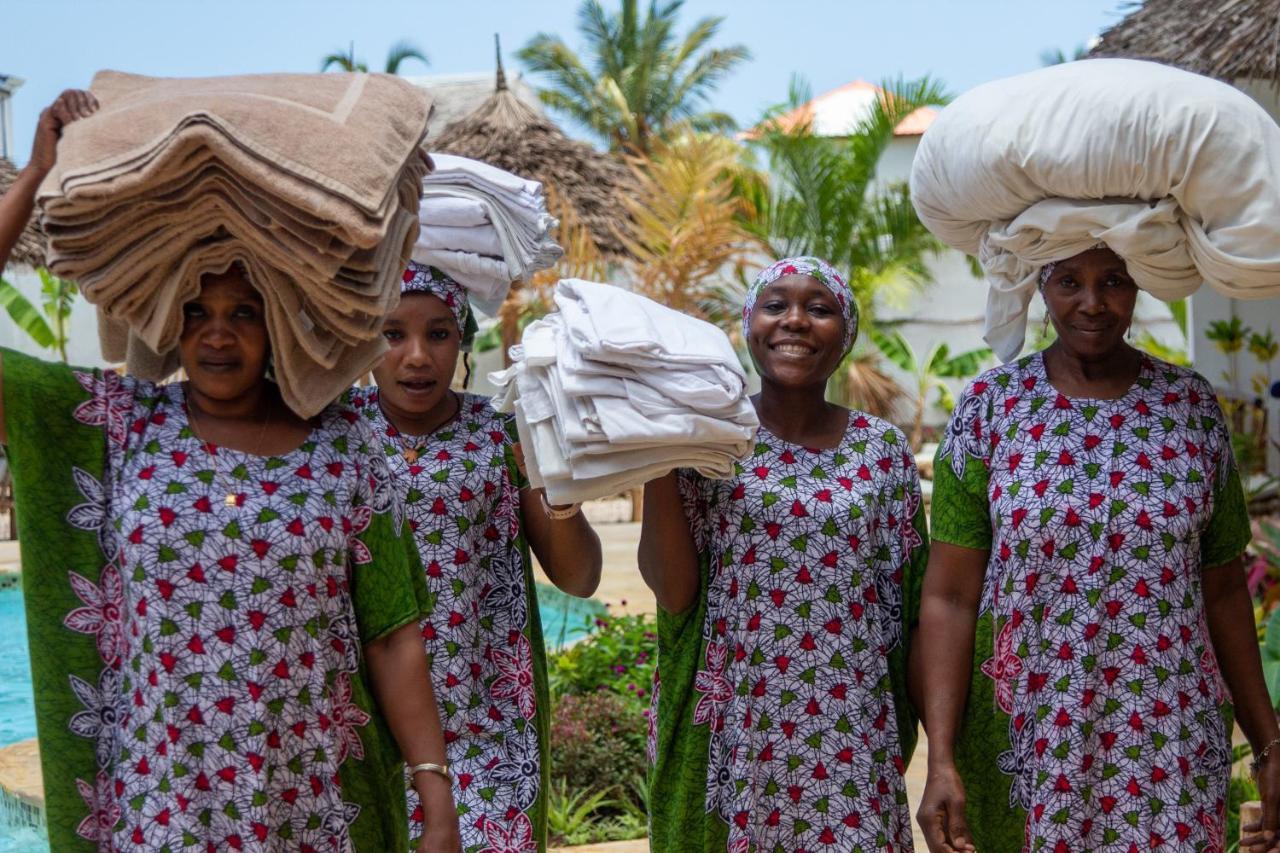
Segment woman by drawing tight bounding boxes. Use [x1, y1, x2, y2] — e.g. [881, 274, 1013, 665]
[346, 260, 603, 851]
[0, 91, 461, 852]
[639, 257, 928, 852]
[916, 245, 1280, 852]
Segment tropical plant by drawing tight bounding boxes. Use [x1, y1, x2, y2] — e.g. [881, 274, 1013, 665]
[320, 40, 428, 74]
[868, 326, 991, 451]
[1207, 315, 1251, 388]
[545, 779, 619, 845]
[738, 75, 950, 323]
[616, 128, 759, 314]
[1040, 44, 1090, 66]
[547, 610, 657, 705]
[0, 268, 79, 361]
[519, 0, 750, 153]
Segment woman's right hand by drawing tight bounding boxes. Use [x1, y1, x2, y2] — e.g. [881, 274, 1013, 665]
[28, 88, 98, 176]
[917, 761, 976, 852]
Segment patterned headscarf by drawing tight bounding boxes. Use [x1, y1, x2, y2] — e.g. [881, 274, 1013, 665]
[1038, 241, 1113, 288]
[401, 261, 476, 350]
[742, 256, 858, 353]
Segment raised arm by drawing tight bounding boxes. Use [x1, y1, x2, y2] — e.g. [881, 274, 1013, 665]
[637, 471, 701, 614]
[0, 89, 99, 444]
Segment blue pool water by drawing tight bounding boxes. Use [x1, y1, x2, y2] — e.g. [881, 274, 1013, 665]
[0, 588, 33, 748]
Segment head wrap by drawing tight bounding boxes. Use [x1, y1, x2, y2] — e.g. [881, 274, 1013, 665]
[1038, 241, 1113, 289]
[742, 256, 858, 353]
[400, 260, 477, 350]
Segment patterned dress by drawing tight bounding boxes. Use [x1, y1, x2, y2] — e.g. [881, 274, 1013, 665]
[3, 349, 429, 852]
[649, 414, 928, 853]
[931, 352, 1251, 852]
[347, 389, 549, 853]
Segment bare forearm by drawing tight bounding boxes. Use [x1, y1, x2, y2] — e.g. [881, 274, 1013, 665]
[523, 493, 602, 597]
[0, 166, 44, 273]
[365, 623, 449, 781]
[1204, 561, 1280, 751]
[918, 594, 979, 765]
[637, 472, 700, 613]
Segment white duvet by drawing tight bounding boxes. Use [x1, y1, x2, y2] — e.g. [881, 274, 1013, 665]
[909, 58, 1280, 361]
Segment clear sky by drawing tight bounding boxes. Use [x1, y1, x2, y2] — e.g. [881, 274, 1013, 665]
[1, 0, 1125, 163]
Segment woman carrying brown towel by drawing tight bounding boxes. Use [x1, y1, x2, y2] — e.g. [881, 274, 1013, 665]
[0, 90, 462, 852]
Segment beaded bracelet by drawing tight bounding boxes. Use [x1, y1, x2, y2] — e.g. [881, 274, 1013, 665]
[1251, 737, 1280, 778]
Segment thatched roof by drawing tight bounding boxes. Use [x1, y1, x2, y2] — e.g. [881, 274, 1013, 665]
[0, 157, 46, 268]
[403, 69, 545, 143]
[1090, 0, 1280, 82]
[431, 40, 634, 258]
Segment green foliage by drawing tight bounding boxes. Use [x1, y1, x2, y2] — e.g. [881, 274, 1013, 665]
[1207, 316, 1250, 355]
[1132, 330, 1189, 367]
[1259, 605, 1280, 708]
[519, 0, 750, 152]
[548, 610, 657, 704]
[320, 40, 428, 74]
[739, 75, 950, 325]
[0, 276, 54, 350]
[549, 692, 648, 808]
[1227, 748, 1260, 852]
[867, 325, 991, 448]
[0, 269, 79, 361]
[543, 611, 657, 845]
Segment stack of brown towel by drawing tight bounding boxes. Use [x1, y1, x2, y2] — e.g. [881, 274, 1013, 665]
[37, 70, 434, 417]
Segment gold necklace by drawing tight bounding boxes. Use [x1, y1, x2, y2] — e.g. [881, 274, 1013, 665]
[186, 389, 272, 507]
[387, 392, 459, 464]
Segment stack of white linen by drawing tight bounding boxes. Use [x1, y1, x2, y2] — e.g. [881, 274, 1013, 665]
[413, 153, 562, 312]
[490, 279, 758, 505]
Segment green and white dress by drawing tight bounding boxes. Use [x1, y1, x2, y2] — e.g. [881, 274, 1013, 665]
[931, 352, 1251, 852]
[4, 349, 429, 852]
[348, 389, 549, 853]
[648, 413, 928, 852]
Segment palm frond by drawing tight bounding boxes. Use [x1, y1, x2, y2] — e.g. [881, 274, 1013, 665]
[384, 40, 428, 74]
[0, 277, 55, 350]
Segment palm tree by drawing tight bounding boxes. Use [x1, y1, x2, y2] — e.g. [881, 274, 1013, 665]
[518, 0, 750, 153]
[738, 75, 951, 320]
[320, 40, 429, 74]
[1040, 44, 1090, 66]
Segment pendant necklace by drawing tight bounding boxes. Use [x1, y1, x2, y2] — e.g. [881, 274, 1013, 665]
[387, 391, 459, 464]
[186, 389, 272, 508]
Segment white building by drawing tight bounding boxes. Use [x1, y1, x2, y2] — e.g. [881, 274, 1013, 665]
[0, 75, 22, 162]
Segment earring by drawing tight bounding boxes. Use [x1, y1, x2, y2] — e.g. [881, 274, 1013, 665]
[1127, 324, 1133, 341]
[1041, 313, 1050, 338]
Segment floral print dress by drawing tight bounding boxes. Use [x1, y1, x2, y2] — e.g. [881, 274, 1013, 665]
[348, 389, 549, 853]
[3, 349, 429, 853]
[648, 413, 928, 853]
[931, 352, 1251, 852]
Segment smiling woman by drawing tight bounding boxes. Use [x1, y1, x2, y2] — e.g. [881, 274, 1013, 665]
[638, 256, 929, 852]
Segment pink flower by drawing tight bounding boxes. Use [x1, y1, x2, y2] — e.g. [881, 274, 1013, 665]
[490, 635, 537, 719]
[64, 563, 125, 666]
[980, 619, 1023, 714]
[329, 671, 371, 761]
[74, 770, 121, 844]
[480, 812, 537, 853]
[72, 370, 133, 447]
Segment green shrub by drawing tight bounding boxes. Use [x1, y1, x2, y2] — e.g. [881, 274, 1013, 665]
[549, 691, 648, 804]
[548, 610, 658, 708]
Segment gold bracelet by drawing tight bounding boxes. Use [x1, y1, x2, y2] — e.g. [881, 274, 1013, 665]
[540, 492, 581, 521]
[409, 762, 451, 783]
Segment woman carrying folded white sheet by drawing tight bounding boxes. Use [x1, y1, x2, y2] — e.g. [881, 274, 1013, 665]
[638, 257, 929, 852]
[347, 261, 603, 851]
[0, 91, 461, 853]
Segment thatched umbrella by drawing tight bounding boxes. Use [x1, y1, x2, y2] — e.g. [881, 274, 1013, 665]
[0, 157, 47, 268]
[1090, 0, 1280, 83]
[432, 37, 634, 259]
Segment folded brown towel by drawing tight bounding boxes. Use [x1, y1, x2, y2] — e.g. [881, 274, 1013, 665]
[38, 70, 433, 417]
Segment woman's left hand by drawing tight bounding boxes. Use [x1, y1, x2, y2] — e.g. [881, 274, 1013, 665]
[1242, 753, 1280, 852]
